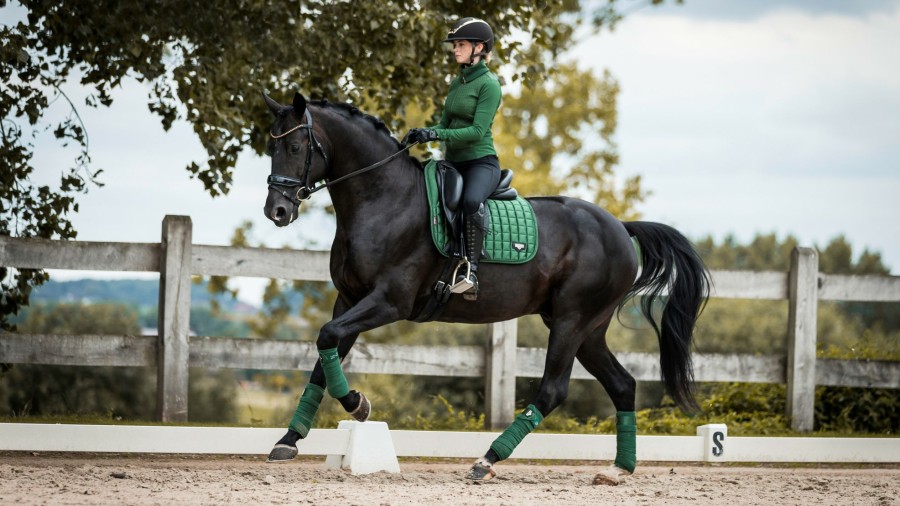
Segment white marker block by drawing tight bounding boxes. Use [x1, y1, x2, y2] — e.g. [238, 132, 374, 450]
[697, 424, 728, 462]
[324, 420, 400, 475]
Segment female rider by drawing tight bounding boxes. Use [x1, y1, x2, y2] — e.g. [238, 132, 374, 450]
[404, 17, 502, 301]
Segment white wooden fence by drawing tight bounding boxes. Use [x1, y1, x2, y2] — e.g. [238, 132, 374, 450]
[1, 215, 899, 432]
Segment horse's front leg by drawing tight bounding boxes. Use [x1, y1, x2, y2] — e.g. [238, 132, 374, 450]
[266, 343, 360, 462]
[267, 291, 402, 462]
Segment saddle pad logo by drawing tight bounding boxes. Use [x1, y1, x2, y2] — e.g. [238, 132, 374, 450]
[512, 242, 526, 252]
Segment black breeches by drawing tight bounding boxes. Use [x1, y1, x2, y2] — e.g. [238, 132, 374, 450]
[454, 155, 501, 216]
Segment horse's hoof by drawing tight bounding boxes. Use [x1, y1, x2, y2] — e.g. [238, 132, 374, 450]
[466, 458, 497, 481]
[592, 464, 632, 486]
[350, 391, 370, 422]
[266, 444, 298, 463]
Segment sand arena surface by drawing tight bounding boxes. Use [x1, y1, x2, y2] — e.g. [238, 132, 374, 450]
[1, 453, 897, 505]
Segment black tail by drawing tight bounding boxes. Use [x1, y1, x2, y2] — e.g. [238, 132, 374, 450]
[621, 221, 711, 412]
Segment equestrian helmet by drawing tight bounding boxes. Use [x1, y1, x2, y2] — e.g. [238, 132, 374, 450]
[443, 17, 494, 53]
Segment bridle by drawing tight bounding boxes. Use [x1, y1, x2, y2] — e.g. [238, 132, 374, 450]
[266, 109, 329, 206]
[267, 108, 417, 207]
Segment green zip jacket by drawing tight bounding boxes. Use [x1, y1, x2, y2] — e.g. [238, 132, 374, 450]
[431, 61, 502, 163]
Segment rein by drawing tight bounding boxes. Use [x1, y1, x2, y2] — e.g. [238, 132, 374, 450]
[267, 109, 419, 207]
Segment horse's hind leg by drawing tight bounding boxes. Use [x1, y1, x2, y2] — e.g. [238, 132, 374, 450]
[467, 314, 585, 480]
[575, 322, 638, 485]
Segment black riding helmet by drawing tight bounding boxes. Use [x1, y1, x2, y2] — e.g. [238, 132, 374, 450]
[443, 17, 494, 54]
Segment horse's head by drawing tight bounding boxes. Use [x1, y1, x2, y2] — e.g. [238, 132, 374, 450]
[262, 92, 330, 227]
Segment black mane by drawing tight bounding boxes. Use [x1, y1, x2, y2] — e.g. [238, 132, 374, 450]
[310, 100, 422, 169]
[316, 101, 397, 144]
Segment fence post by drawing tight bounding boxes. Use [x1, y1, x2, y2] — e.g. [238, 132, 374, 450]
[157, 215, 193, 422]
[485, 319, 517, 429]
[786, 247, 818, 432]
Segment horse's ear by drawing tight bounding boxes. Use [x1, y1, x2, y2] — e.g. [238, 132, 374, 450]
[292, 92, 307, 118]
[263, 93, 283, 115]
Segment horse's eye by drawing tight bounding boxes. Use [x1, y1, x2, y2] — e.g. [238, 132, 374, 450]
[290, 143, 302, 154]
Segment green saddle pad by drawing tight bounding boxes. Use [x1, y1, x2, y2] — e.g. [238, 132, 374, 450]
[424, 159, 538, 264]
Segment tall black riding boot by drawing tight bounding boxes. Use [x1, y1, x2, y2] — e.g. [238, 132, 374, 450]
[455, 204, 486, 301]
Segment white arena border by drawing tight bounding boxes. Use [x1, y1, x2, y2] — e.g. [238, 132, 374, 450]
[1, 423, 897, 464]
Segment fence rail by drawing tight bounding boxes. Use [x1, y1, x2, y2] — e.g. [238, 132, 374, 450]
[2, 216, 899, 431]
[4, 334, 898, 389]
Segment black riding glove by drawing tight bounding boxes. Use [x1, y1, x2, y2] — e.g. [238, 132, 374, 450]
[403, 128, 440, 145]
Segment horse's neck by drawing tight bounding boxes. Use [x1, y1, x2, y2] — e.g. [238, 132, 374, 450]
[332, 162, 423, 231]
[317, 110, 423, 230]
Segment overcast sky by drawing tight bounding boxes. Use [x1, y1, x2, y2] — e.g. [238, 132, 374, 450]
[15, 1, 900, 303]
[570, 0, 900, 269]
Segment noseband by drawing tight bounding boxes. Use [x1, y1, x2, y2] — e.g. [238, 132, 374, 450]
[267, 108, 329, 207]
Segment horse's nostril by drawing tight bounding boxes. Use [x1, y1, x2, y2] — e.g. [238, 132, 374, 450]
[275, 206, 287, 220]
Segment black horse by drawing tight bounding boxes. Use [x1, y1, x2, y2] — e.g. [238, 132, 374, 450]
[262, 93, 709, 483]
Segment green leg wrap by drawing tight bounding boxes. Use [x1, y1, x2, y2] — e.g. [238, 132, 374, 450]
[489, 404, 544, 461]
[614, 410, 637, 472]
[319, 347, 350, 399]
[288, 383, 325, 438]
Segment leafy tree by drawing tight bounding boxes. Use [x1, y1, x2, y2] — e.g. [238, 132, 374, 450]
[1, 0, 680, 328]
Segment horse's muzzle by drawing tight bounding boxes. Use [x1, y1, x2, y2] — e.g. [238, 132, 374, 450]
[264, 192, 300, 227]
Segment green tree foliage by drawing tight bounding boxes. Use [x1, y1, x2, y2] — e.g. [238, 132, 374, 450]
[0, 302, 149, 418]
[816, 386, 897, 434]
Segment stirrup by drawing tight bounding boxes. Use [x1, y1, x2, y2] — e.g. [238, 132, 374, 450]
[449, 259, 475, 294]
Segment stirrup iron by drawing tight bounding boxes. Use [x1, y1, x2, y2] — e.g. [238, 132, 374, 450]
[449, 259, 475, 294]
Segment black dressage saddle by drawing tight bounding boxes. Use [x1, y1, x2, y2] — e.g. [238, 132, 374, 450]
[434, 160, 517, 252]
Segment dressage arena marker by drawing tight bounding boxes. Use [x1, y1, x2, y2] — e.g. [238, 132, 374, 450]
[324, 421, 400, 475]
[697, 424, 728, 460]
[1, 423, 898, 464]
